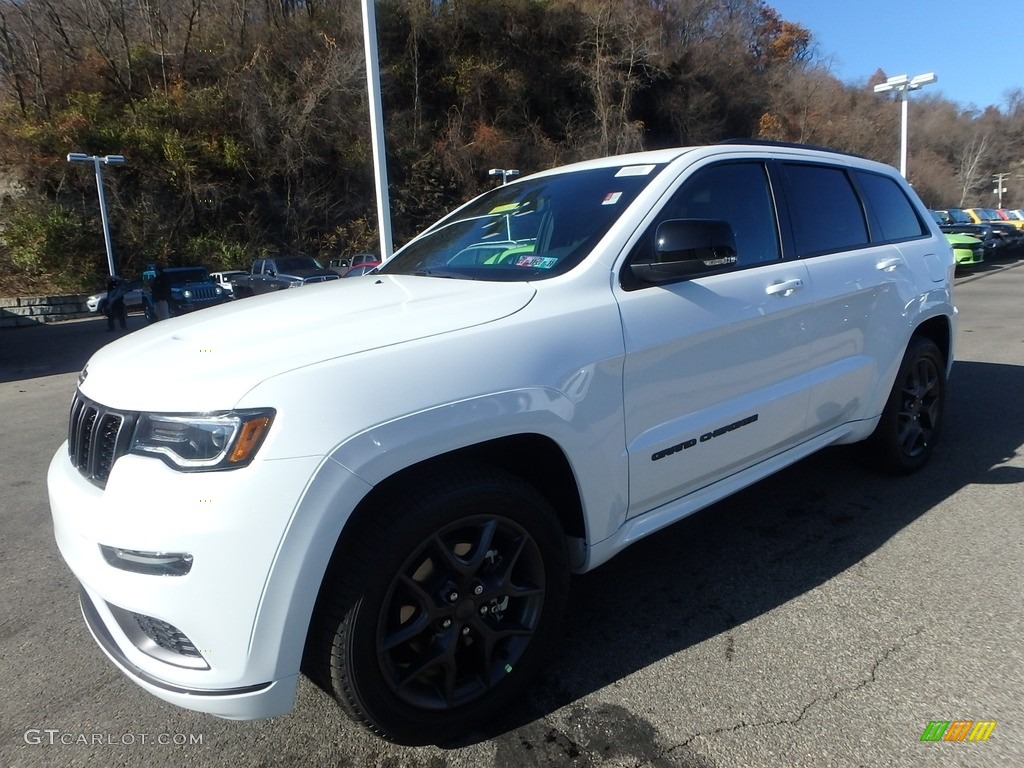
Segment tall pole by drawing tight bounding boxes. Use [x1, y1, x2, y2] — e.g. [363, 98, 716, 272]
[92, 157, 117, 277]
[67, 153, 125, 277]
[874, 73, 936, 179]
[900, 92, 910, 179]
[361, 0, 394, 261]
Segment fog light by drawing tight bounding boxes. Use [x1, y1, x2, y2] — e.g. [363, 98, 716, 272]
[100, 545, 193, 576]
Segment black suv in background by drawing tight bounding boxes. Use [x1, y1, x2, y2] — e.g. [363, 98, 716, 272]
[142, 266, 231, 322]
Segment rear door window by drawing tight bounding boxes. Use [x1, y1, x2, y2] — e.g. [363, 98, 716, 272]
[782, 164, 869, 257]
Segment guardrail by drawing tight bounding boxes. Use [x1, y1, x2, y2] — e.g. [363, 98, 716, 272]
[0, 295, 92, 329]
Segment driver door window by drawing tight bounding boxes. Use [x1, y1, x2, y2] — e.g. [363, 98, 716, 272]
[631, 162, 781, 270]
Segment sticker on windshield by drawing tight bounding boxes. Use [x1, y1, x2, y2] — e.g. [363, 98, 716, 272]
[602, 192, 623, 206]
[516, 255, 558, 269]
[489, 202, 521, 214]
[615, 164, 656, 177]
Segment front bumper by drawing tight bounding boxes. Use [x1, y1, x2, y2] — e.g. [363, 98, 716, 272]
[78, 584, 296, 719]
[952, 245, 984, 266]
[48, 444, 327, 719]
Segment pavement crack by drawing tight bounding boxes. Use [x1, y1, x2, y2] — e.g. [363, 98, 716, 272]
[629, 626, 925, 768]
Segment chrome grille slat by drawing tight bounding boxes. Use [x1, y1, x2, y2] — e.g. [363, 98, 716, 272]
[67, 391, 137, 488]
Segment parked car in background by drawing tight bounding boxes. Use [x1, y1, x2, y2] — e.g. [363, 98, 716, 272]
[938, 208, 1024, 258]
[944, 232, 984, 267]
[930, 211, 998, 261]
[329, 253, 379, 276]
[86, 278, 144, 315]
[993, 208, 1024, 228]
[142, 266, 231, 322]
[966, 207, 1024, 231]
[232, 255, 340, 297]
[209, 270, 248, 296]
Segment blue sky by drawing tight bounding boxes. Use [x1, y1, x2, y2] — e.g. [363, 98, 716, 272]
[767, 0, 1023, 112]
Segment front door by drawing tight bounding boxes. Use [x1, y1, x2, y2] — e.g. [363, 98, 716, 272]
[616, 160, 815, 515]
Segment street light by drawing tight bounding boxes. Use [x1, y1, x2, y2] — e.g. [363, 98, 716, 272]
[66, 152, 125, 277]
[489, 168, 520, 185]
[873, 72, 937, 178]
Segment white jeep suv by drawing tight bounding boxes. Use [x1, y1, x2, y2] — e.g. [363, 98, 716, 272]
[48, 142, 955, 744]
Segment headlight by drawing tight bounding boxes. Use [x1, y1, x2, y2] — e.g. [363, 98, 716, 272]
[182, 289, 193, 299]
[130, 409, 275, 470]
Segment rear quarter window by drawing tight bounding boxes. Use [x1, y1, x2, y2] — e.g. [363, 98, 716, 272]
[853, 170, 927, 242]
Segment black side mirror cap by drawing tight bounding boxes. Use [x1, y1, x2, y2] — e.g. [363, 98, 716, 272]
[630, 219, 738, 285]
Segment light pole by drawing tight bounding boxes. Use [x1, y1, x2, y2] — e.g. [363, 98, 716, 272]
[489, 168, 520, 185]
[360, 0, 394, 262]
[66, 152, 125, 277]
[873, 72, 937, 178]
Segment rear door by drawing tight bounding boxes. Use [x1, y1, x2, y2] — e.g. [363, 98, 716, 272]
[616, 160, 814, 515]
[777, 162, 928, 434]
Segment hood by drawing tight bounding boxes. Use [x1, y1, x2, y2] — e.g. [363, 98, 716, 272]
[80, 275, 536, 411]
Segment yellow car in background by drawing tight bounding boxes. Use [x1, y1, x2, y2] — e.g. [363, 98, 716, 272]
[965, 207, 1024, 229]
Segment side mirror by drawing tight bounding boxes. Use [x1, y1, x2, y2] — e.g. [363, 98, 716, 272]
[630, 219, 738, 285]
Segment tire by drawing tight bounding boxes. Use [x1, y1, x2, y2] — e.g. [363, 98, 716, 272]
[313, 464, 569, 745]
[864, 336, 946, 475]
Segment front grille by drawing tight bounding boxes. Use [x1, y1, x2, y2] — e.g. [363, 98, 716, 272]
[189, 285, 220, 301]
[132, 613, 202, 658]
[68, 391, 136, 488]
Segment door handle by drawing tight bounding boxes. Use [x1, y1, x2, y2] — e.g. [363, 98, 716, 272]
[765, 278, 804, 297]
[876, 257, 902, 272]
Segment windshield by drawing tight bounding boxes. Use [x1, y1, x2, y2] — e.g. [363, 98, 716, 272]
[380, 164, 666, 281]
[276, 256, 324, 272]
[165, 269, 210, 284]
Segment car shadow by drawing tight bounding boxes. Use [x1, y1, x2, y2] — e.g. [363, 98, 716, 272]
[454, 358, 1024, 744]
[0, 314, 147, 384]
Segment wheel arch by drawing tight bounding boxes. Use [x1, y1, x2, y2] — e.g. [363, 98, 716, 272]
[366, 433, 585, 540]
[300, 432, 587, 695]
[319, 432, 588, 598]
[913, 313, 953, 374]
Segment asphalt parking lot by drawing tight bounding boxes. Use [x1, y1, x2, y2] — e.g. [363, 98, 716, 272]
[1, 264, 1022, 768]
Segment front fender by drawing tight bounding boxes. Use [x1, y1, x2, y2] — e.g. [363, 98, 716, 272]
[329, 386, 627, 546]
[249, 385, 628, 681]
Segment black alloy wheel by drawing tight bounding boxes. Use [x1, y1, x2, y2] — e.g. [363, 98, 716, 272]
[314, 464, 569, 745]
[866, 336, 946, 475]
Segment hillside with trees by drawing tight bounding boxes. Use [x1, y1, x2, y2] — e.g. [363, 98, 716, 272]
[0, 0, 1021, 295]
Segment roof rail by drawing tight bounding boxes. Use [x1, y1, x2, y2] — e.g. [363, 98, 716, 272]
[716, 138, 866, 159]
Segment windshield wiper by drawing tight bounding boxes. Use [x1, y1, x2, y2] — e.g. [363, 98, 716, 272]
[412, 270, 476, 280]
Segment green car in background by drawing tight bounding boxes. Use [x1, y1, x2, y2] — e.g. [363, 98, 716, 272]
[945, 232, 984, 267]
